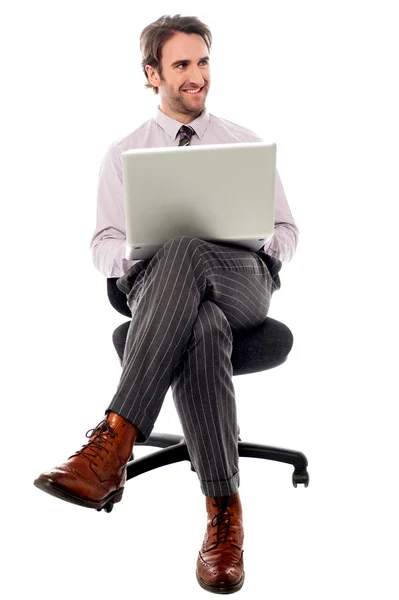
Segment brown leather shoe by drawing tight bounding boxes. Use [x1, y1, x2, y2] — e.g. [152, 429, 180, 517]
[34, 411, 139, 512]
[196, 491, 245, 594]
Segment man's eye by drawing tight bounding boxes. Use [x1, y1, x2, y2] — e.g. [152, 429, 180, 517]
[178, 61, 208, 68]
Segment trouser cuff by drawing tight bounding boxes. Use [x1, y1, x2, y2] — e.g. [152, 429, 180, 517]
[105, 404, 154, 444]
[199, 470, 240, 497]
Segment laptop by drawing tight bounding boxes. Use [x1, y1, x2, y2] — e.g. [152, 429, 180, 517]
[121, 141, 276, 260]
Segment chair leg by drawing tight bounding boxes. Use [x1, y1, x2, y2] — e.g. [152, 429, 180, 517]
[238, 440, 309, 487]
[126, 439, 189, 481]
[136, 433, 185, 449]
[128, 434, 186, 470]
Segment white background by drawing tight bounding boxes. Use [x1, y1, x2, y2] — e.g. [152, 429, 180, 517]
[2, 1, 398, 598]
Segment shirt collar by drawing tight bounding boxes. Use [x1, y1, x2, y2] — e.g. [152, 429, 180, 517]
[155, 104, 210, 141]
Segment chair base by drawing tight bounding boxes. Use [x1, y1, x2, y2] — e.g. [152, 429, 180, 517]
[127, 432, 309, 488]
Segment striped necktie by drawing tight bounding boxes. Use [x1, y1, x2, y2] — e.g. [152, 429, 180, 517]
[178, 124, 195, 146]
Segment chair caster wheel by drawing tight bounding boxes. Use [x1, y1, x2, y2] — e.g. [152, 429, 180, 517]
[96, 502, 114, 513]
[292, 469, 309, 488]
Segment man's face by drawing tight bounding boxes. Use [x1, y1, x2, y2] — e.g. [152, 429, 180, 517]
[146, 32, 211, 124]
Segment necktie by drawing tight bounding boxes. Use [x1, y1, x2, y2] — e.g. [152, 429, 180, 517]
[178, 124, 195, 146]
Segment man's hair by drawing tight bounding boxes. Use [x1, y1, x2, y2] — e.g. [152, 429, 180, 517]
[140, 14, 212, 95]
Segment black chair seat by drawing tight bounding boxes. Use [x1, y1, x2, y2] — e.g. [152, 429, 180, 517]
[112, 316, 293, 376]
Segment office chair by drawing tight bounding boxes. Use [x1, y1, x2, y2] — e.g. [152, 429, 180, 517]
[103, 277, 309, 513]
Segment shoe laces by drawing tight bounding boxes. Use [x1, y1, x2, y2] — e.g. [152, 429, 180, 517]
[210, 497, 241, 549]
[69, 419, 118, 466]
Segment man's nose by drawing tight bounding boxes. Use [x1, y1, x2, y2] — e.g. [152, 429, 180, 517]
[186, 68, 206, 86]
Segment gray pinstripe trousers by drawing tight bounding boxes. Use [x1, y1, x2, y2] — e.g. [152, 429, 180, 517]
[106, 235, 281, 497]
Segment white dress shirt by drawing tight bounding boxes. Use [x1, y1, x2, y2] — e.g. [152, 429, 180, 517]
[90, 105, 299, 278]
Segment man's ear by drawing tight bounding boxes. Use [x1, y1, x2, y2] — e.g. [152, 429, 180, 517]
[145, 65, 159, 86]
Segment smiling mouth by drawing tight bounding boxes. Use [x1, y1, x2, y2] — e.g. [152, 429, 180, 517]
[182, 86, 204, 94]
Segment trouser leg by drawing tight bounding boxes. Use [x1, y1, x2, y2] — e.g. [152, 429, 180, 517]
[170, 298, 240, 496]
[106, 236, 279, 488]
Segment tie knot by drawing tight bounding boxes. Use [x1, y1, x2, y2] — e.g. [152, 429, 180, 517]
[178, 125, 195, 146]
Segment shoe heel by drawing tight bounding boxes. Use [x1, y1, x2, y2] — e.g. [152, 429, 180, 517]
[97, 488, 124, 513]
[113, 488, 124, 504]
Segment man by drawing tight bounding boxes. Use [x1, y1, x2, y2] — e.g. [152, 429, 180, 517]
[34, 14, 299, 594]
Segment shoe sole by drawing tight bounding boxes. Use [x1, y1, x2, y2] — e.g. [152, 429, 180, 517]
[33, 478, 124, 511]
[196, 570, 245, 594]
